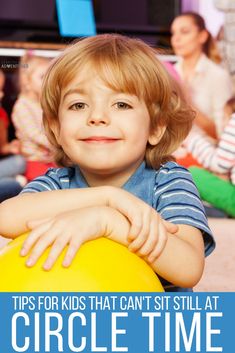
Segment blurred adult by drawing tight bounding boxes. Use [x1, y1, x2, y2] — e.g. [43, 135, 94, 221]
[171, 12, 233, 138]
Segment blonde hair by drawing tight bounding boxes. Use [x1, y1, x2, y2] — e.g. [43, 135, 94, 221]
[41, 34, 194, 169]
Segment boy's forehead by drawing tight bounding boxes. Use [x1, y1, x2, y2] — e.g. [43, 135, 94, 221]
[62, 65, 113, 91]
[60, 75, 142, 104]
[62, 77, 123, 97]
[62, 67, 100, 90]
[59, 59, 145, 100]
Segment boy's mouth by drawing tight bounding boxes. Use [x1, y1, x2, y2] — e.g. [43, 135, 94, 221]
[80, 136, 120, 143]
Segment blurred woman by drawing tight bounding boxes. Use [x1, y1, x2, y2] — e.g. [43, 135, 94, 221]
[171, 12, 233, 138]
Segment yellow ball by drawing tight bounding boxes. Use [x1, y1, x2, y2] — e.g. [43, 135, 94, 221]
[0, 234, 164, 292]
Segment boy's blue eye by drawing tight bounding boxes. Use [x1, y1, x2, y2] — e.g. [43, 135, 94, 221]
[69, 102, 86, 110]
[116, 102, 131, 109]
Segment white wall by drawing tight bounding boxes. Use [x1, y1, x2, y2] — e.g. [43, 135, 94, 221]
[199, 0, 224, 36]
[181, 0, 224, 37]
[182, 0, 199, 12]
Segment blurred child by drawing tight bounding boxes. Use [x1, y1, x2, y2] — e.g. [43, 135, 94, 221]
[0, 35, 215, 291]
[184, 97, 235, 184]
[0, 69, 26, 201]
[11, 52, 55, 180]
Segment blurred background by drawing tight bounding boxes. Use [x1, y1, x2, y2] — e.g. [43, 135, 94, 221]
[0, 0, 231, 121]
[0, 0, 226, 47]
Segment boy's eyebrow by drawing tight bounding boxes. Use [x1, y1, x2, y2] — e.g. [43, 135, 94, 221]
[62, 88, 86, 102]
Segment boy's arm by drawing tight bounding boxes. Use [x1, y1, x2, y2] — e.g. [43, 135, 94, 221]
[107, 216, 205, 288]
[0, 187, 109, 237]
[0, 181, 205, 287]
[0, 185, 176, 238]
[20, 204, 204, 288]
[151, 225, 204, 288]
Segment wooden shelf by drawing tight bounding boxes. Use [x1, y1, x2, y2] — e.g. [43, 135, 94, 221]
[0, 41, 68, 57]
[0, 41, 67, 50]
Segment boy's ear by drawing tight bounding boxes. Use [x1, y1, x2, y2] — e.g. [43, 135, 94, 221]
[148, 125, 167, 146]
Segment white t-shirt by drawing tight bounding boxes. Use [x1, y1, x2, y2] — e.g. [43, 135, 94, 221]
[174, 54, 233, 135]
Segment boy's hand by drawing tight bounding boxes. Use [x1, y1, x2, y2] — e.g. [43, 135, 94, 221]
[129, 211, 177, 263]
[107, 186, 178, 247]
[20, 207, 105, 270]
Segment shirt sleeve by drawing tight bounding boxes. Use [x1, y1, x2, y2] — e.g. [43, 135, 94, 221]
[154, 162, 215, 256]
[20, 168, 64, 193]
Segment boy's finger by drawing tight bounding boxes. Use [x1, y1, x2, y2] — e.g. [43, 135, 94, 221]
[25, 231, 56, 267]
[162, 220, 178, 234]
[62, 240, 81, 267]
[20, 222, 52, 256]
[128, 219, 143, 241]
[128, 227, 149, 252]
[43, 236, 69, 271]
[148, 221, 167, 263]
[137, 219, 158, 257]
[128, 207, 152, 242]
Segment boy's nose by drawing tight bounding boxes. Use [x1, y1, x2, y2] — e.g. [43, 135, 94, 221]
[87, 110, 110, 126]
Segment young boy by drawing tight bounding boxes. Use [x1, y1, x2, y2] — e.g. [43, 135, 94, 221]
[0, 34, 215, 291]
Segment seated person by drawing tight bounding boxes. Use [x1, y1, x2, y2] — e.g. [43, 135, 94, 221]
[184, 97, 235, 184]
[0, 69, 26, 201]
[11, 52, 55, 180]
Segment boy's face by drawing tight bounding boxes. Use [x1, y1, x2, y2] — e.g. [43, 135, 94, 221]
[55, 68, 160, 184]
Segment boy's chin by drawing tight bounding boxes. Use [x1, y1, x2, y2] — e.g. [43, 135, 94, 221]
[80, 162, 120, 175]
